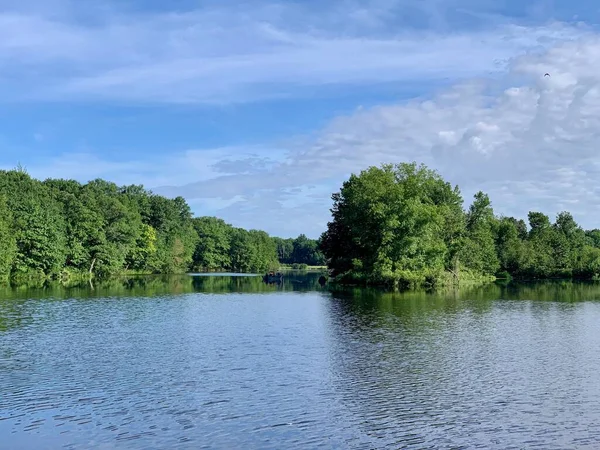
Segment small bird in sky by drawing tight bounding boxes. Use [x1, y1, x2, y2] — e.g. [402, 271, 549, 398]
[544, 73, 550, 77]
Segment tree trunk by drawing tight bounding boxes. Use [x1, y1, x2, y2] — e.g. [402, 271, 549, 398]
[89, 257, 96, 275]
[454, 256, 460, 286]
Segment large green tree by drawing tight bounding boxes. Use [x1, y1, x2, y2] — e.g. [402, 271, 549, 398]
[192, 217, 232, 271]
[320, 162, 465, 286]
[320, 161, 600, 286]
[459, 191, 500, 275]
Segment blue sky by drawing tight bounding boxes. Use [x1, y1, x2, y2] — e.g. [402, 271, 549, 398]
[2, 0, 600, 238]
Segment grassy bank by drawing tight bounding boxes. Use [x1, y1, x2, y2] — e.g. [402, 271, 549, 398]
[278, 264, 328, 271]
[327, 268, 496, 291]
[7, 268, 180, 285]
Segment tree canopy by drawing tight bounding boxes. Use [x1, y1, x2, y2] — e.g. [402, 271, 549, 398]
[7, 161, 591, 289]
[320, 162, 600, 288]
[0, 169, 321, 281]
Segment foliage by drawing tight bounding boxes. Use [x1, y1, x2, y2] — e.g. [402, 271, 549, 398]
[273, 234, 325, 266]
[192, 217, 232, 271]
[320, 161, 600, 288]
[11, 159, 600, 287]
[0, 195, 16, 278]
[189, 217, 323, 273]
[0, 171, 263, 279]
[320, 162, 465, 288]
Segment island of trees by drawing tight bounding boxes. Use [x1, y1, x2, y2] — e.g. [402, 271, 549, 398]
[0, 168, 324, 282]
[320, 162, 600, 289]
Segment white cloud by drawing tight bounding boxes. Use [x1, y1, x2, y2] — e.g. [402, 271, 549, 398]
[0, 0, 589, 104]
[52, 24, 585, 104]
[17, 33, 600, 237]
[21, 145, 281, 188]
[5, 1, 600, 237]
[144, 34, 600, 236]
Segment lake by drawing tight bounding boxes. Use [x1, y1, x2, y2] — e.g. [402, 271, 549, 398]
[3, 274, 600, 449]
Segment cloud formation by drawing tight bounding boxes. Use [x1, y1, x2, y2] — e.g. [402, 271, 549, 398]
[3, 0, 600, 238]
[148, 35, 600, 236]
[16, 32, 600, 238]
[0, 0, 588, 104]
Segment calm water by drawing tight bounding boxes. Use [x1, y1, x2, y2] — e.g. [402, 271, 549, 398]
[3, 275, 600, 449]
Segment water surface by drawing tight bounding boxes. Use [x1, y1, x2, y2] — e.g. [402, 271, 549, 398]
[2, 275, 600, 449]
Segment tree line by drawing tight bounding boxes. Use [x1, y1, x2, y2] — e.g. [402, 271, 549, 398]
[319, 162, 600, 288]
[191, 218, 324, 272]
[0, 169, 323, 281]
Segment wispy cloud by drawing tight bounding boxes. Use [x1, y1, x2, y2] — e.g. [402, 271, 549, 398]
[20, 33, 600, 237]
[18, 145, 279, 187]
[3, 0, 600, 238]
[0, 0, 589, 104]
[146, 34, 600, 235]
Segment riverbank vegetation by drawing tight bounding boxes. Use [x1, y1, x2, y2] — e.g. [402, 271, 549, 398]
[4, 161, 596, 290]
[0, 168, 323, 281]
[320, 162, 600, 289]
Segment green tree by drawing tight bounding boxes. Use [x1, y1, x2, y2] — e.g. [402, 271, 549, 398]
[321, 162, 464, 287]
[494, 217, 524, 275]
[273, 237, 294, 263]
[290, 234, 325, 266]
[0, 170, 67, 277]
[192, 217, 232, 271]
[0, 195, 16, 276]
[585, 229, 600, 248]
[521, 212, 555, 277]
[459, 192, 499, 275]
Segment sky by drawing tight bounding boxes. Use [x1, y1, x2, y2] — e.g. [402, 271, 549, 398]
[2, 0, 600, 238]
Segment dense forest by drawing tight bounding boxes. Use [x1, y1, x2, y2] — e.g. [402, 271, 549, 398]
[5, 162, 597, 289]
[320, 162, 600, 289]
[0, 168, 324, 281]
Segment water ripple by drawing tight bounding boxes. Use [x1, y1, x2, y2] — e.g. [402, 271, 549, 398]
[2, 286, 600, 448]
